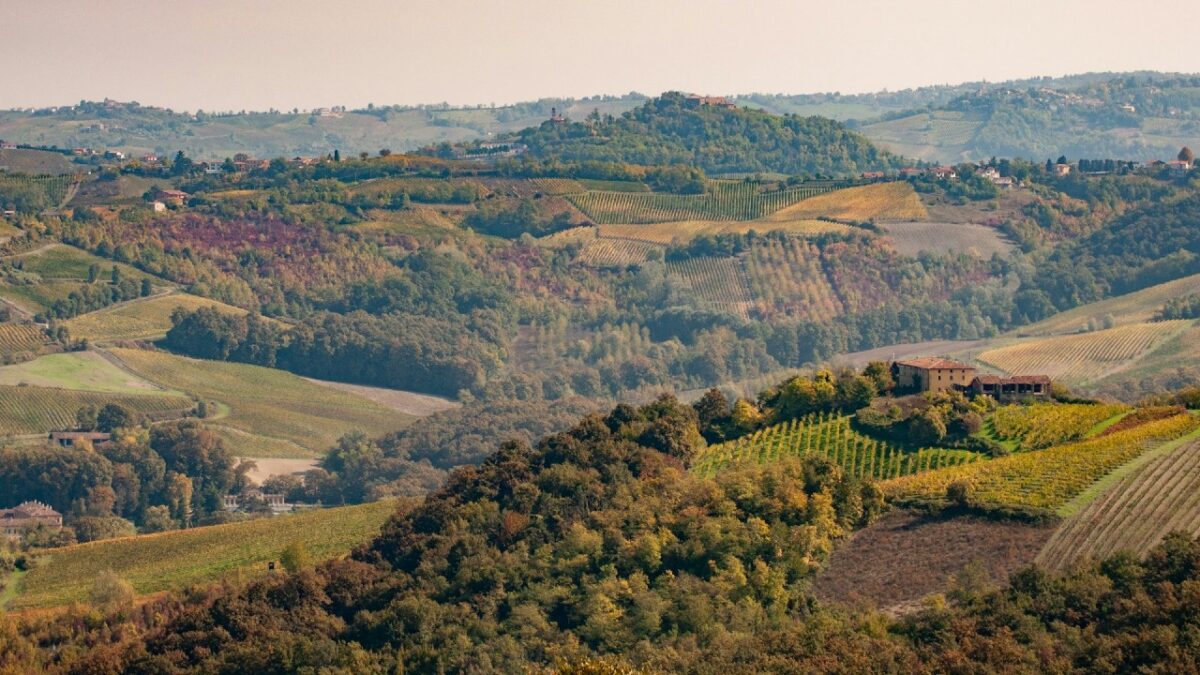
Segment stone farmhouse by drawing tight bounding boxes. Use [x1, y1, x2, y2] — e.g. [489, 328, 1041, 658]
[892, 357, 976, 393]
[1, 501, 63, 539]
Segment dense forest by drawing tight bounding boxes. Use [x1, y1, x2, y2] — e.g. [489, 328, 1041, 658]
[512, 92, 903, 177]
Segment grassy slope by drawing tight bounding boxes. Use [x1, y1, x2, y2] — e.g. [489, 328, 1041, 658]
[0, 351, 170, 394]
[108, 348, 412, 457]
[63, 292, 256, 343]
[0, 385, 192, 435]
[8, 500, 404, 610]
[1014, 273, 1200, 337]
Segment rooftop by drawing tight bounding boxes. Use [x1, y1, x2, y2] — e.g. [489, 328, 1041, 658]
[894, 357, 974, 370]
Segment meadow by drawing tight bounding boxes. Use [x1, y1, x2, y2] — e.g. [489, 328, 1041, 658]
[0, 351, 171, 394]
[8, 500, 404, 610]
[109, 347, 413, 457]
[881, 221, 1012, 258]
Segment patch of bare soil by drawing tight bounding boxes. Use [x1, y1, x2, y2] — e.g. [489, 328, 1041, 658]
[813, 509, 1054, 611]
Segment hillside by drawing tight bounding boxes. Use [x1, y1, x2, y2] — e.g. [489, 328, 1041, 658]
[6, 499, 402, 610]
[515, 91, 903, 177]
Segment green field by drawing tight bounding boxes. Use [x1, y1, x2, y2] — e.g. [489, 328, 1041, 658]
[0, 383, 192, 435]
[109, 348, 413, 457]
[63, 292, 257, 343]
[7, 500, 403, 610]
[0, 351, 170, 394]
[0, 280, 90, 314]
[568, 181, 844, 224]
[11, 243, 160, 284]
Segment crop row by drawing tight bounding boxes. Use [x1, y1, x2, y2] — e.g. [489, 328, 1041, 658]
[989, 402, 1127, 450]
[0, 323, 47, 355]
[883, 412, 1200, 511]
[977, 321, 1191, 383]
[0, 384, 193, 435]
[691, 412, 983, 480]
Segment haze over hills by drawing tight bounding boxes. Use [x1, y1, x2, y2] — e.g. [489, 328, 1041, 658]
[6, 65, 1200, 671]
[5, 71, 1200, 165]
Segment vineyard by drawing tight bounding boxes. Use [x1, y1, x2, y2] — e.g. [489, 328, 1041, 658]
[760, 181, 927, 223]
[742, 237, 844, 321]
[0, 173, 75, 212]
[665, 257, 753, 318]
[568, 181, 844, 224]
[0, 323, 47, 357]
[883, 412, 1200, 511]
[0, 384, 192, 435]
[882, 221, 1012, 258]
[977, 320, 1193, 383]
[1037, 436, 1200, 572]
[989, 402, 1128, 451]
[575, 237, 658, 267]
[9, 499, 404, 609]
[690, 413, 983, 480]
[63, 291, 255, 343]
[109, 347, 412, 456]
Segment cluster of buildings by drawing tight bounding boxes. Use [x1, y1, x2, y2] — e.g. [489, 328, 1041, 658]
[223, 489, 295, 515]
[891, 357, 1051, 401]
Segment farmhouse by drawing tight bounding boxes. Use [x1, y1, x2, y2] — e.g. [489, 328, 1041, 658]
[930, 166, 958, 180]
[1166, 159, 1191, 175]
[891, 357, 976, 393]
[1053, 163, 1072, 177]
[969, 374, 1051, 401]
[1, 501, 62, 538]
[151, 188, 189, 206]
[685, 94, 736, 109]
[899, 167, 924, 179]
[49, 430, 112, 448]
[0, 140, 16, 150]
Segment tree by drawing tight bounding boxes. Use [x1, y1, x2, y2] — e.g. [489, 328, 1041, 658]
[946, 480, 972, 508]
[89, 570, 135, 609]
[140, 278, 153, 297]
[1180, 146, 1194, 164]
[693, 388, 730, 429]
[76, 405, 98, 431]
[96, 403, 134, 432]
[140, 505, 177, 533]
[74, 515, 136, 542]
[280, 540, 312, 572]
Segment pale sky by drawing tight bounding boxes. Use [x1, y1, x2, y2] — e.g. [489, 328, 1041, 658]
[3, 0, 1200, 111]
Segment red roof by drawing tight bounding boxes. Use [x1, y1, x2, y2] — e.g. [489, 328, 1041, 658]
[894, 357, 974, 370]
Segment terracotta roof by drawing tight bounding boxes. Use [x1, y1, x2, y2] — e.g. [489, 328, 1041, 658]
[1, 500, 60, 519]
[894, 357, 974, 370]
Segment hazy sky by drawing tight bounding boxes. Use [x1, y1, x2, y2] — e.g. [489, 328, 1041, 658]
[4, 0, 1200, 111]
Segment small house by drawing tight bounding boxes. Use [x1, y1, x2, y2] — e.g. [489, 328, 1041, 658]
[930, 166, 958, 180]
[49, 431, 112, 449]
[152, 189, 189, 206]
[1053, 163, 1072, 177]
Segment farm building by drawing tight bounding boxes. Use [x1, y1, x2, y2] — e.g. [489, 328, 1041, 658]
[892, 357, 976, 393]
[49, 430, 112, 449]
[1, 501, 62, 538]
[224, 489, 294, 515]
[969, 374, 1051, 401]
[151, 188, 189, 206]
[684, 94, 736, 109]
[930, 166, 958, 179]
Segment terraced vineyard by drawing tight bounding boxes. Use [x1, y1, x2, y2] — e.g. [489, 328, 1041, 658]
[666, 257, 753, 318]
[568, 182, 843, 224]
[0, 323, 47, 356]
[989, 402, 1128, 451]
[1037, 435, 1200, 572]
[977, 320, 1193, 383]
[0, 384, 192, 435]
[9, 499, 404, 609]
[883, 413, 1200, 511]
[575, 237, 658, 267]
[742, 237, 844, 321]
[691, 413, 983, 480]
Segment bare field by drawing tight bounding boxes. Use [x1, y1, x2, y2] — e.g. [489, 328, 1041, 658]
[813, 509, 1053, 611]
[882, 221, 1012, 258]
